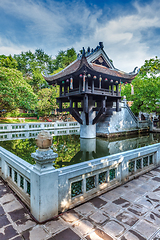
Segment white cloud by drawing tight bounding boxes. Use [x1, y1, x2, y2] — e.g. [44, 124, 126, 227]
[74, 0, 160, 72]
[0, 37, 35, 55]
[0, 0, 160, 72]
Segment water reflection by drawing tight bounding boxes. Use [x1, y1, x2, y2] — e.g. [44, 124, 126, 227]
[62, 133, 159, 166]
[0, 131, 160, 168]
[0, 128, 80, 141]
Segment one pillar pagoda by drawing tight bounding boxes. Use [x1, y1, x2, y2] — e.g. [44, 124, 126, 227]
[43, 42, 138, 139]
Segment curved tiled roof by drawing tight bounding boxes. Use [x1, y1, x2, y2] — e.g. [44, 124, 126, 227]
[90, 63, 137, 80]
[43, 47, 137, 83]
[43, 59, 81, 82]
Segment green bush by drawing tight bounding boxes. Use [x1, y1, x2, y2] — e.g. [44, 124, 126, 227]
[4, 109, 20, 117]
[17, 113, 37, 117]
[3, 112, 38, 118]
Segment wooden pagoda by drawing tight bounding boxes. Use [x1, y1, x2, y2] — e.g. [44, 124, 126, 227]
[43, 42, 138, 138]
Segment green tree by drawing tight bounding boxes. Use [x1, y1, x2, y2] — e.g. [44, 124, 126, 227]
[0, 55, 18, 69]
[36, 86, 59, 117]
[121, 57, 160, 115]
[53, 48, 77, 70]
[0, 67, 37, 114]
[140, 56, 160, 76]
[14, 49, 54, 92]
[26, 67, 48, 93]
[14, 49, 55, 75]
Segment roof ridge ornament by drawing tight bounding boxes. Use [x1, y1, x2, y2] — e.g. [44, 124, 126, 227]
[129, 67, 139, 74]
[99, 42, 104, 49]
[82, 47, 85, 57]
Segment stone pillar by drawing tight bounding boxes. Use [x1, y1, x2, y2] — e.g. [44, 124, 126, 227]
[30, 131, 58, 222]
[80, 99, 96, 139]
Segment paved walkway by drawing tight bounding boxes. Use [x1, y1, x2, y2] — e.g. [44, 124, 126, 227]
[1, 168, 160, 240]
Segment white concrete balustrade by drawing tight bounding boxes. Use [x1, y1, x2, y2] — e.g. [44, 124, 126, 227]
[0, 121, 80, 133]
[0, 143, 160, 222]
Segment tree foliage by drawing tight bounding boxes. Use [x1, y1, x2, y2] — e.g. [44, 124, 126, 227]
[53, 48, 77, 70]
[121, 57, 160, 115]
[140, 56, 160, 76]
[0, 67, 37, 113]
[36, 86, 59, 117]
[0, 47, 77, 116]
[0, 55, 18, 69]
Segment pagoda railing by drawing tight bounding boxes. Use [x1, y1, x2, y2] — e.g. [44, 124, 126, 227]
[61, 87, 119, 96]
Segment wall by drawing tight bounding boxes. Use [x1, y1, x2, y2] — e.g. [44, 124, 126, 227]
[96, 100, 150, 136]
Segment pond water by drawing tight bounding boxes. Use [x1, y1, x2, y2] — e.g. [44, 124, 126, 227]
[0, 131, 160, 168]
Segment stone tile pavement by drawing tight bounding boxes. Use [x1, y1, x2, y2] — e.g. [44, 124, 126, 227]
[1, 168, 160, 239]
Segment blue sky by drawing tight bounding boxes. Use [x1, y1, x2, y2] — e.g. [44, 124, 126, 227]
[0, 0, 160, 72]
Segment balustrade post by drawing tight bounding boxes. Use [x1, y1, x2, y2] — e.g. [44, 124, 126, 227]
[121, 157, 128, 183]
[0, 155, 8, 179]
[8, 124, 12, 131]
[30, 131, 58, 222]
[26, 124, 29, 131]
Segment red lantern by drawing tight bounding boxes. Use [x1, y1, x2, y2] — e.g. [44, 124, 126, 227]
[70, 78, 73, 89]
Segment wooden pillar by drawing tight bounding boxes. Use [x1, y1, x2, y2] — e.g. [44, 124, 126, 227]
[102, 98, 106, 111]
[83, 94, 88, 113]
[116, 99, 119, 112]
[79, 78, 82, 93]
[69, 98, 73, 109]
[92, 79, 94, 93]
[75, 101, 78, 109]
[111, 85, 114, 95]
[60, 84, 62, 96]
[116, 84, 119, 96]
[85, 78, 88, 92]
[64, 81, 66, 95]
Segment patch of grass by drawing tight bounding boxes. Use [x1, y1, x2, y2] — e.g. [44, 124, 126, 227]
[0, 119, 42, 124]
[0, 119, 20, 124]
[23, 119, 42, 123]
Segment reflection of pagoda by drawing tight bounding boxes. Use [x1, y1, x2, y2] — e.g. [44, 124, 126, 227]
[43, 42, 138, 138]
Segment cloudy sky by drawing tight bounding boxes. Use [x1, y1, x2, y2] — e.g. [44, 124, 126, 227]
[0, 0, 160, 72]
